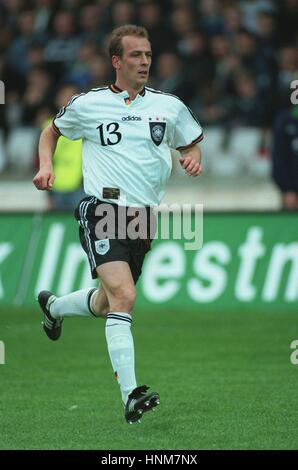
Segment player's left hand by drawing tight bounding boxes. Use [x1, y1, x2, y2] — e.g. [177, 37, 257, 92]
[179, 156, 202, 177]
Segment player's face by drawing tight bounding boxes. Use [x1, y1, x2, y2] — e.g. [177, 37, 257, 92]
[116, 36, 152, 88]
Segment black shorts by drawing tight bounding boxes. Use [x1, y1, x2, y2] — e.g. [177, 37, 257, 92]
[74, 196, 156, 284]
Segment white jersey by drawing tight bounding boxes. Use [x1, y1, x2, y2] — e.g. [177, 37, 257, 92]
[53, 85, 203, 207]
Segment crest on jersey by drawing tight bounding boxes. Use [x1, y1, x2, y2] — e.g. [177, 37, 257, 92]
[149, 122, 166, 146]
[95, 238, 110, 255]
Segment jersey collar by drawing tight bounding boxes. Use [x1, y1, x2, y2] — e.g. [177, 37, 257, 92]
[109, 84, 146, 98]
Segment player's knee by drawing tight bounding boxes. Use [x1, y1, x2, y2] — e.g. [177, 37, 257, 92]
[119, 289, 136, 311]
[111, 286, 136, 312]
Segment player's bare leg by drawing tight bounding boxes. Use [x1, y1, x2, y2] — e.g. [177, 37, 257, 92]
[98, 260, 159, 422]
[96, 261, 136, 314]
[91, 285, 110, 318]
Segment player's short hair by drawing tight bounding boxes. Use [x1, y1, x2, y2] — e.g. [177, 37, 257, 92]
[108, 24, 149, 58]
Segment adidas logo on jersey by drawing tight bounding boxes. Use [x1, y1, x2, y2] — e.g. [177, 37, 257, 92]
[122, 115, 142, 121]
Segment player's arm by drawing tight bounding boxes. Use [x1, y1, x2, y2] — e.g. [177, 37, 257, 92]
[179, 144, 202, 177]
[33, 123, 59, 190]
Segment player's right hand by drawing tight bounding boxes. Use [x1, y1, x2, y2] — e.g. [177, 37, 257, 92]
[33, 167, 55, 190]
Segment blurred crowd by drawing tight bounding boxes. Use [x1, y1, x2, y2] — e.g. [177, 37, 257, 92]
[0, 0, 297, 131]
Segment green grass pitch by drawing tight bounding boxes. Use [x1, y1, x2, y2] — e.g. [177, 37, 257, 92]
[1, 304, 298, 450]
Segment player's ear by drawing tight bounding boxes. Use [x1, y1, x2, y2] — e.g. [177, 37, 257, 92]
[112, 55, 121, 70]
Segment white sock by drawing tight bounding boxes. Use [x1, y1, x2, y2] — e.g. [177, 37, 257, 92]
[49, 288, 97, 319]
[105, 312, 137, 404]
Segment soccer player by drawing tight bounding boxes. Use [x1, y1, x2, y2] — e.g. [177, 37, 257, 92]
[33, 25, 203, 423]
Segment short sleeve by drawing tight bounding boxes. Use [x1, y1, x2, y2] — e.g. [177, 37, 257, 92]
[53, 94, 84, 140]
[172, 101, 203, 150]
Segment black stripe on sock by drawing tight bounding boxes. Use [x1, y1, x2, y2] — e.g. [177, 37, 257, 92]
[107, 314, 132, 323]
[107, 312, 132, 319]
[107, 314, 132, 324]
[87, 288, 97, 317]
